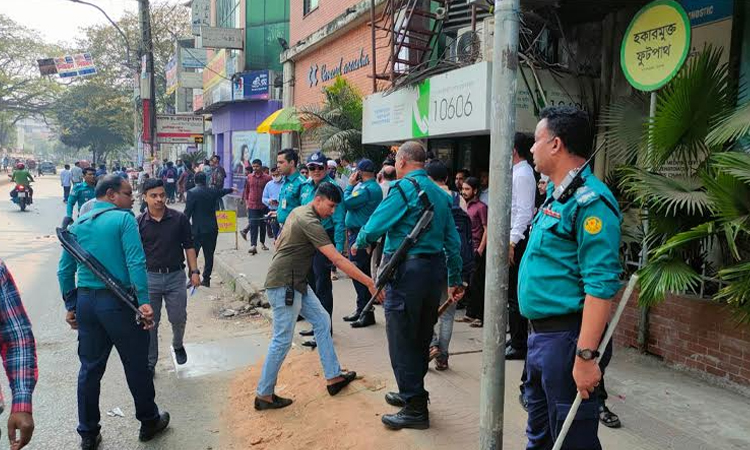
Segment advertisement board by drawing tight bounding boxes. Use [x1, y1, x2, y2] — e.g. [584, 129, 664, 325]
[232, 71, 270, 101]
[231, 131, 272, 191]
[181, 48, 208, 69]
[191, 0, 211, 36]
[156, 115, 205, 144]
[197, 26, 244, 50]
[165, 56, 178, 95]
[216, 210, 237, 233]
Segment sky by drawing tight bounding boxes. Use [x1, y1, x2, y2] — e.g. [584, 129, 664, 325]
[1, 0, 153, 45]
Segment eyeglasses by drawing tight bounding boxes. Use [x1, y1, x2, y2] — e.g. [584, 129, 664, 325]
[307, 165, 325, 171]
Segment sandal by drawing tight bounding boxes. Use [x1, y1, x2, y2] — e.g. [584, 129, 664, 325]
[428, 346, 440, 361]
[469, 319, 483, 328]
[599, 405, 621, 428]
[435, 359, 449, 371]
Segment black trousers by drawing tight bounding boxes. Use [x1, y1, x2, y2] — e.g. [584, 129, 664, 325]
[466, 252, 486, 320]
[194, 231, 218, 281]
[385, 255, 445, 401]
[508, 235, 530, 351]
[307, 229, 335, 330]
[347, 228, 372, 312]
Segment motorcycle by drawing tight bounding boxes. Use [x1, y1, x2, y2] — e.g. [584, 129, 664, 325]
[10, 184, 32, 211]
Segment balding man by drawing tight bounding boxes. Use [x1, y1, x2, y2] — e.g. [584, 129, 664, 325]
[352, 141, 463, 431]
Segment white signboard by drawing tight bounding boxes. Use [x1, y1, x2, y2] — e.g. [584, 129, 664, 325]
[180, 71, 203, 89]
[181, 48, 208, 69]
[156, 115, 204, 144]
[191, 0, 211, 36]
[197, 26, 244, 50]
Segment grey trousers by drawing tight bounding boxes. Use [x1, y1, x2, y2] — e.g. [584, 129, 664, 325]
[147, 271, 188, 368]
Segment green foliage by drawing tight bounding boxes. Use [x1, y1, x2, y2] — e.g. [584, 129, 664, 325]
[180, 150, 207, 167]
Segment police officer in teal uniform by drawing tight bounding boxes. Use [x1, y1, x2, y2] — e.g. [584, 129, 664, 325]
[65, 167, 97, 224]
[341, 159, 383, 328]
[297, 151, 346, 348]
[519, 106, 622, 450]
[275, 148, 304, 227]
[353, 141, 463, 430]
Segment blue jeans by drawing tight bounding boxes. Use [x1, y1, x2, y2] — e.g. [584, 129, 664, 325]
[430, 283, 453, 361]
[256, 285, 343, 396]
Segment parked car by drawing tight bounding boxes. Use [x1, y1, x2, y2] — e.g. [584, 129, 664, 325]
[38, 161, 56, 174]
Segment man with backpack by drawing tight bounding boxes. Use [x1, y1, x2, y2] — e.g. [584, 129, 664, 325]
[425, 161, 473, 371]
[177, 162, 195, 203]
[162, 162, 178, 204]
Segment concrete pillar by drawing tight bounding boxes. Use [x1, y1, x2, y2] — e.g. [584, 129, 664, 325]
[281, 59, 295, 149]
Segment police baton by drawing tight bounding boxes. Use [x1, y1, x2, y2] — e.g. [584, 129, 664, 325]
[552, 274, 639, 450]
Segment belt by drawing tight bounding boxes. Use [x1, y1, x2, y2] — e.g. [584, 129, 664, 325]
[404, 252, 443, 261]
[530, 312, 583, 333]
[147, 265, 184, 274]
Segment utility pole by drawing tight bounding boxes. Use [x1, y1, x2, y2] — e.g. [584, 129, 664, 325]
[480, 0, 520, 449]
[139, 0, 157, 161]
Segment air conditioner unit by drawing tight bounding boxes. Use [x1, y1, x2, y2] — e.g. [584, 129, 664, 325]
[454, 17, 494, 65]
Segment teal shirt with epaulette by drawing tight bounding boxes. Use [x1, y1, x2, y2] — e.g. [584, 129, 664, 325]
[277, 171, 304, 225]
[300, 175, 346, 252]
[355, 169, 463, 287]
[344, 178, 383, 229]
[518, 168, 622, 320]
[66, 182, 96, 217]
[57, 201, 151, 306]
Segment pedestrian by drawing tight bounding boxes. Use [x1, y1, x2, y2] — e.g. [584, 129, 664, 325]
[184, 172, 236, 288]
[161, 161, 178, 204]
[454, 168, 470, 192]
[0, 259, 38, 450]
[177, 161, 195, 203]
[298, 165, 309, 180]
[61, 164, 73, 203]
[57, 175, 170, 448]
[240, 159, 272, 255]
[425, 160, 473, 371]
[261, 166, 284, 240]
[255, 182, 379, 411]
[71, 161, 83, 184]
[201, 159, 212, 177]
[478, 170, 489, 204]
[64, 167, 97, 225]
[94, 164, 106, 178]
[275, 149, 305, 228]
[456, 177, 488, 328]
[341, 159, 383, 328]
[519, 106, 622, 449]
[506, 132, 537, 360]
[137, 178, 202, 375]
[377, 164, 396, 198]
[1, 154, 8, 173]
[209, 155, 227, 210]
[139, 173, 151, 214]
[297, 151, 345, 348]
[352, 141, 464, 430]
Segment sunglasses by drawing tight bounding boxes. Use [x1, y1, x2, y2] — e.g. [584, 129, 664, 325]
[307, 165, 326, 171]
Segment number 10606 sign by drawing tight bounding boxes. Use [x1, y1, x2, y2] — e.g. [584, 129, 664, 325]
[433, 94, 473, 122]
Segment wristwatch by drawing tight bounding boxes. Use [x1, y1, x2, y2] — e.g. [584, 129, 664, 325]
[576, 348, 600, 361]
[190, 269, 201, 276]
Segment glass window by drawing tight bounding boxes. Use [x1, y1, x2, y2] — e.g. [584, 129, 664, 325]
[303, 0, 319, 16]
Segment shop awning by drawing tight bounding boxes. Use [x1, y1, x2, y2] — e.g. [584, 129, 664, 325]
[256, 107, 305, 134]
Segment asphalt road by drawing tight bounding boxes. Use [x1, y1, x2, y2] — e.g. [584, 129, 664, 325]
[0, 175, 266, 449]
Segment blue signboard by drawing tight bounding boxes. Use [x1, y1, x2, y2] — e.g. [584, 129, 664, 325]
[232, 71, 270, 101]
[681, 0, 733, 27]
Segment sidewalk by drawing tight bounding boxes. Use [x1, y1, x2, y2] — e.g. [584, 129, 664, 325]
[213, 232, 750, 450]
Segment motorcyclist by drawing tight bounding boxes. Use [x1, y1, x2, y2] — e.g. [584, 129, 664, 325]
[10, 163, 34, 203]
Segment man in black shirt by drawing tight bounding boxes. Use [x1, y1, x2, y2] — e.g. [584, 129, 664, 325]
[184, 172, 236, 287]
[138, 179, 201, 374]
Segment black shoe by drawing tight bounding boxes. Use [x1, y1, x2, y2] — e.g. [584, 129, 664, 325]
[200, 279, 210, 288]
[301, 339, 317, 349]
[385, 392, 406, 407]
[327, 371, 357, 396]
[343, 310, 361, 322]
[381, 397, 430, 430]
[81, 433, 102, 450]
[174, 347, 187, 365]
[505, 346, 527, 360]
[299, 328, 314, 337]
[139, 411, 170, 442]
[240, 229, 248, 241]
[254, 394, 293, 411]
[519, 393, 528, 412]
[350, 311, 376, 328]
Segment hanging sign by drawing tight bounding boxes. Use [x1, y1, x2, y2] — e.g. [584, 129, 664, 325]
[620, 0, 691, 91]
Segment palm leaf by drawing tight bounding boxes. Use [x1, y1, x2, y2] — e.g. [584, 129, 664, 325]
[702, 171, 750, 228]
[598, 95, 648, 165]
[652, 221, 717, 258]
[715, 262, 750, 325]
[618, 166, 711, 216]
[711, 152, 750, 185]
[706, 101, 750, 147]
[648, 46, 733, 171]
[637, 255, 702, 306]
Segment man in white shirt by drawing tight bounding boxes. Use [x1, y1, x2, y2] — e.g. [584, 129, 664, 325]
[60, 164, 73, 203]
[506, 132, 537, 360]
[478, 170, 490, 204]
[70, 161, 83, 184]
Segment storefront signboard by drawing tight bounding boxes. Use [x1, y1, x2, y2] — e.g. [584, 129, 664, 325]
[156, 114, 205, 144]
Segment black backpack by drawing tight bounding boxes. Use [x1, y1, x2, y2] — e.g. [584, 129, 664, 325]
[185, 171, 196, 190]
[451, 192, 475, 280]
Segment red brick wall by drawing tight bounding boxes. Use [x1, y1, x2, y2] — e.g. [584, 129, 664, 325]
[613, 291, 750, 386]
[290, 0, 362, 45]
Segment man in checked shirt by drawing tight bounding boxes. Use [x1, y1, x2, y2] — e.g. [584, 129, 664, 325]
[0, 258, 38, 449]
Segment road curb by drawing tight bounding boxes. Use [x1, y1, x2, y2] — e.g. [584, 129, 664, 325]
[214, 254, 273, 323]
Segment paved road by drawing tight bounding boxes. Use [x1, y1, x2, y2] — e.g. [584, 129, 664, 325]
[0, 175, 266, 449]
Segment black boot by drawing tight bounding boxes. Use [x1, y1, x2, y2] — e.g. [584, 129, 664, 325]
[139, 412, 170, 442]
[381, 396, 429, 430]
[350, 311, 375, 328]
[81, 434, 102, 450]
[385, 392, 405, 407]
[342, 310, 361, 322]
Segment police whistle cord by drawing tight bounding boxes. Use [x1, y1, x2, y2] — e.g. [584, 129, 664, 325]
[552, 274, 639, 450]
[354, 190, 435, 326]
[56, 227, 147, 326]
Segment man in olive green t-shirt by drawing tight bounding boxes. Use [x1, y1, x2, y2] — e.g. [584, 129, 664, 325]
[256, 182, 382, 411]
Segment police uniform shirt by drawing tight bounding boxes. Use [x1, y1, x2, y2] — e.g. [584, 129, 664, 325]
[299, 175, 346, 252]
[343, 178, 383, 230]
[518, 168, 622, 320]
[355, 169, 463, 287]
[277, 171, 304, 225]
[67, 182, 97, 217]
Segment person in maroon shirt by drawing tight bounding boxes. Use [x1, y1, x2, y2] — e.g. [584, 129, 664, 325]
[458, 177, 488, 327]
[240, 159, 272, 254]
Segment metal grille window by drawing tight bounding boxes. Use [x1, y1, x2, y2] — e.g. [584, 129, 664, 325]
[303, 0, 319, 16]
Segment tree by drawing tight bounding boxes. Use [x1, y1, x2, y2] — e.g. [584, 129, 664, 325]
[54, 83, 133, 164]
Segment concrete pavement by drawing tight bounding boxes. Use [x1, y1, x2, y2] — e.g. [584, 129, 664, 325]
[214, 228, 750, 450]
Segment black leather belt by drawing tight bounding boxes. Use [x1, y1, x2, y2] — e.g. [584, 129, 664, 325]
[147, 265, 183, 274]
[404, 252, 443, 261]
[530, 312, 583, 333]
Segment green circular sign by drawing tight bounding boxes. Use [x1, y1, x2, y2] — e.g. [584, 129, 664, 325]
[620, 0, 691, 92]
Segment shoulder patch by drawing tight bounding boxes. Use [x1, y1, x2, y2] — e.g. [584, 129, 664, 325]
[574, 185, 599, 206]
[583, 216, 602, 235]
[352, 190, 360, 197]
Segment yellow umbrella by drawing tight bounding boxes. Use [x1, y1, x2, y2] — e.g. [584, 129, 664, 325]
[256, 107, 305, 134]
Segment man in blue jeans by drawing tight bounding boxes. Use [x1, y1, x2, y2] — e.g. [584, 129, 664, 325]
[255, 182, 382, 410]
